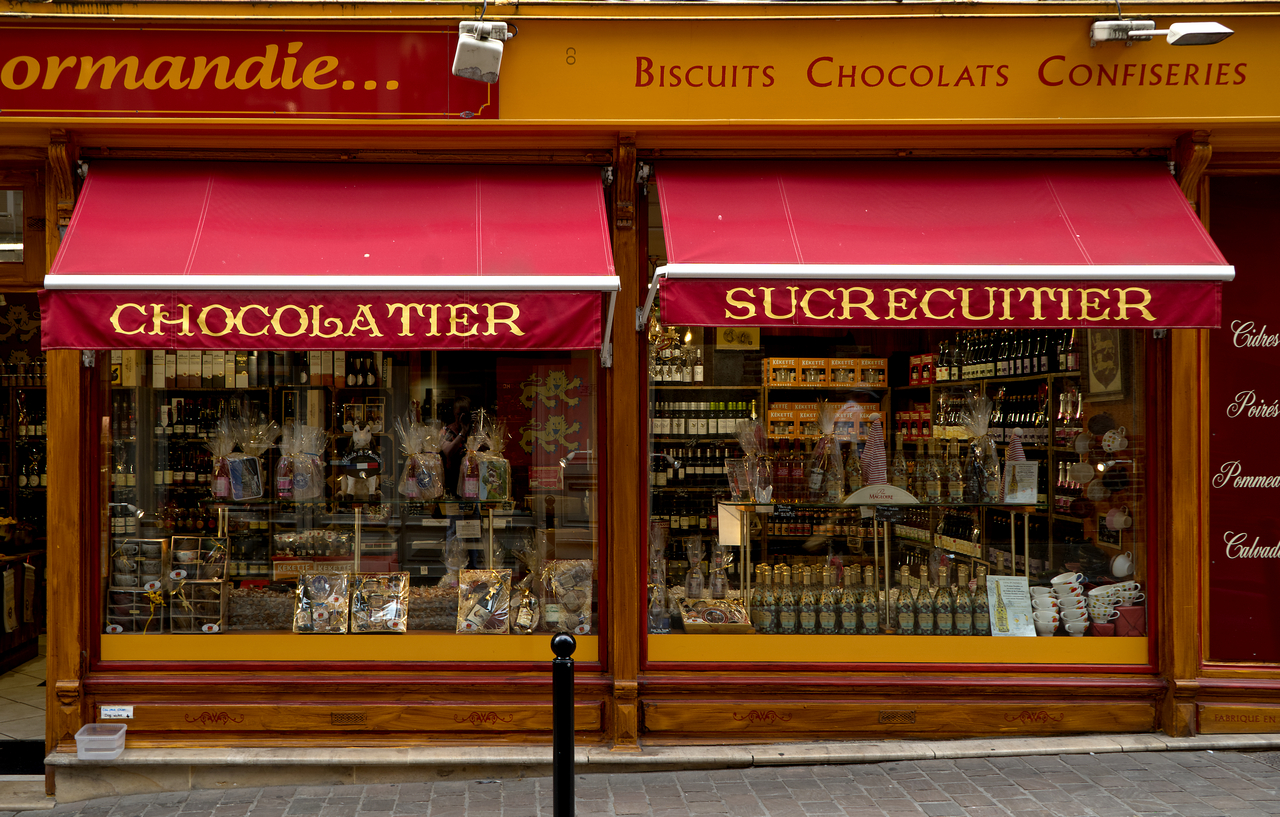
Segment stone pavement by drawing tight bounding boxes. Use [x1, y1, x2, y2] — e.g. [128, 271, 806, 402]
[8, 750, 1280, 817]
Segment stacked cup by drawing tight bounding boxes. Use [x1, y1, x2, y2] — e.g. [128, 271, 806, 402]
[1087, 585, 1123, 627]
[1050, 572, 1089, 636]
[1113, 581, 1144, 607]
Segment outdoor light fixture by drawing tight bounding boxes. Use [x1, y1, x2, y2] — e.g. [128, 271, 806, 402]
[453, 20, 516, 84]
[1090, 19, 1235, 47]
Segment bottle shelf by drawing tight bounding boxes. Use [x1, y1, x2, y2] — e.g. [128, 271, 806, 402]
[651, 384, 758, 391]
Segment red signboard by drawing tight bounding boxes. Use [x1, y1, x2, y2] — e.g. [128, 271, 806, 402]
[1207, 177, 1280, 664]
[660, 278, 1223, 329]
[0, 24, 494, 120]
[39, 290, 603, 351]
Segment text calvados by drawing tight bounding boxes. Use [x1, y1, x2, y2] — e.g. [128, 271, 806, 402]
[719, 285, 1157, 323]
[108, 301, 525, 340]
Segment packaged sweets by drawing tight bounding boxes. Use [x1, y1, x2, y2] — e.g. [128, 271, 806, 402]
[292, 572, 350, 634]
[229, 415, 280, 501]
[456, 569, 512, 633]
[734, 418, 773, 502]
[805, 402, 845, 503]
[170, 580, 226, 633]
[478, 420, 511, 501]
[961, 394, 1002, 503]
[350, 573, 409, 633]
[394, 412, 445, 501]
[543, 560, 593, 635]
[290, 424, 329, 501]
[458, 410, 495, 500]
[508, 574, 541, 635]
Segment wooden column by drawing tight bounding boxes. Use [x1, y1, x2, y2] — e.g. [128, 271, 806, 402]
[606, 134, 642, 750]
[1162, 327, 1207, 736]
[46, 349, 92, 775]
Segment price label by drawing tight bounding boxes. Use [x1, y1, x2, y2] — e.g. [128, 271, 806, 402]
[456, 520, 482, 539]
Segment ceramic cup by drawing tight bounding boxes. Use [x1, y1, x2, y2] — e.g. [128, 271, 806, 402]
[1086, 479, 1109, 501]
[1069, 462, 1096, 483]
[1111, 550, 1134, 578]
[1114, 581, 1141, 593]
[1058, 597, 1087, 611]
[1033, 610, 1060, 627]
[1088, 585, 1120, 601]
[1061, 608, 1088, 623]
[1030, 586, 1053, 597]
[1052, 572, 1086, 585]
[1074, 432, 1092, 455]
[1102, 426, 1129, 453]
[1117, 590, 1145, 606]
[1106, 507, 1133, 532]
[173, 550, 199, 563]
[1053, 582, 1084, 599]
[1032, 597, 1059, 611]
[1065, 620, 1090, 637]
[1034, 620, 1057, 637]
[113, 574, 138, 587]
[1090, 607, 1121, 624]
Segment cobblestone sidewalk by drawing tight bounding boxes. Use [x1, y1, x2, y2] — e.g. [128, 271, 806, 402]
[9, 750, 1280, 817]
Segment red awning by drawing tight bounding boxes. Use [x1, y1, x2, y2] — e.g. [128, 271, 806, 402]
[41, 161, 619, 353]
[650, 160, 1232, 329]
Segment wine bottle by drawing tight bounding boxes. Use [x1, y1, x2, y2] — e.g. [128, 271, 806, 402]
[915, 586, 935, 635]
[972, 583, 990, 635]
[895, 586, 915, 635]
[777, 565, 798, 634]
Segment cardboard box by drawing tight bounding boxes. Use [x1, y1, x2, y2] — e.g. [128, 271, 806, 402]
[919, 352, 938, 384]
[767, 404, 795, 437]
[856, 357, 888, 387]
[798, 358, 828, 386]
[910, 354, 922, 386]
[794, 403, 820, 436]
[829, 358, 859, 385]
[767, 358, 799, 385]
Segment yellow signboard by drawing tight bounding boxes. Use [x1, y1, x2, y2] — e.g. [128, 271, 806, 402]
[500, 16, 1279, 125]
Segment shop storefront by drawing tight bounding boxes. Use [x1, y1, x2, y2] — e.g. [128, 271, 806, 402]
[1, 0, 1279, 798]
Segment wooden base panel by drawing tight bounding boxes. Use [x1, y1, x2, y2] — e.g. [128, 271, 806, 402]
[1198, 703, 1280, 733]
[78, 701, 602, 735]
[641, 699, 1156, 738]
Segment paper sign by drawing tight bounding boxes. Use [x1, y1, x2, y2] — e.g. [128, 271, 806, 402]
[456, 520, 482, 539]
[986, 575, 1035, 637]
[101, 705, 133, 719]
[1004, 461, 1039, 505]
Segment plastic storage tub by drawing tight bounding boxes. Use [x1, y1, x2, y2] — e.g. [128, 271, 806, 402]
[74, 723, 127, 760]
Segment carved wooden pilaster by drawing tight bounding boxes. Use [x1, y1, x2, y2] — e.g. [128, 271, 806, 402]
[48, 129, 79, 231]
[1175, 131, 1212, 213]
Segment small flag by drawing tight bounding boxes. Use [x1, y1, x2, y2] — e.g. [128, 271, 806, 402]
[862, 414, 887, 485]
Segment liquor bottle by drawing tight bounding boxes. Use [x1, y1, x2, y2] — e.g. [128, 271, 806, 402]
[860, 582, 880, 634]
[212, 453, 231, 499]
[845, 440, 863, 495]
[895, 586, 915, 635]
[915, 586, 935, 635]
[890, 433, 910, 494]
[798, 566, 818, 634]
[839, 570, 859, 633]
[972, 582, 990, 635]
[954, 581, 973, 635]
[750, 565, 768, 632]
[777, 565, 798, 634]
[818, 566, 839, 634]
[693, 348, 704, 384]
[944, 440, 963, 505]
[367, 355, 379, 387]
[1065, 328, 1081, 372]
[935, 573, 954, 635]
[993, 581, 1009, 634]
[923, 439, 942, 504]
[758, 565, 777, 634]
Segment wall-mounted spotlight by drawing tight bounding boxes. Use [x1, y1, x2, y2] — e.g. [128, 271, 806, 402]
[1090, 19, 1234, 47]
[453, 20, 516, 84]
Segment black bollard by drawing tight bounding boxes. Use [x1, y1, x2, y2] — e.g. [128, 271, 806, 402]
[551, 633, 577, 817]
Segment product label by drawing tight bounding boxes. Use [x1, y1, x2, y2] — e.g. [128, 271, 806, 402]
[819, 611, 837, 631]
[974, 612, 990, 633]
[779, 610, 797, 630]
[862, 611, 879, 632]
[800, 610, 817, 630]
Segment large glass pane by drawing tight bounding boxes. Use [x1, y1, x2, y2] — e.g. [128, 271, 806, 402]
[104, 349, 599, 639]
[0, 191, 22, 263]
[646, 323, 1149, 646]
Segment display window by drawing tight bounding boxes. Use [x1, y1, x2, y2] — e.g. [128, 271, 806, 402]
[102, 348, 599, 649]
[640, 159, 1231, 667]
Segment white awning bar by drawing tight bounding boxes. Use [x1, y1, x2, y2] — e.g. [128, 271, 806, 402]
[43, 274, 623, 292]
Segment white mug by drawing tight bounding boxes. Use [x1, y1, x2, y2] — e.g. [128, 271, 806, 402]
[1061, 608, 1087, 622]
[1115, 581, 1141, 592]
[1030, 586, 1054, 597]
[1090, 607, 1120, 624]
[1058, 597, 1087, 611]
[1032, 597, 1059, 611]
[1053, 572, 1086, 585]
[1065, 620, 1089, 637]
[1074, 432, 1092, 454]
[1106, 508, 1133, 532]
[1053, 583, 1084, 598]
[1087, 479, 1109, 501]
[1033, 610, 1060, 624]
[1118, 591, 1146, 606]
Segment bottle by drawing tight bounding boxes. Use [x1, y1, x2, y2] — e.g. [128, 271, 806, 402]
[915, 586, 935, 635]
[758, 565, 777, 634]
[993, 581, 1009, 634]
[798, 567, 818, 634]
[954, 581, 973, 635]
[277, 450, 295, 499]
[212, 453, 231, 499]
[693, 348, 704, 384]
[895, 586, 915, 635]
[890, 433, 910, 494]
[845, 440, 863, 495]
[464, 582, 503, 630]
[972, 582, 990, 635]
[934, 575, 954, 636]
[818, 566, 839, 634]
[777, 565, 798, 634]
[860, 581, 880, 634]
[923, 439, 942, 504]
[839, 570, 859, 633]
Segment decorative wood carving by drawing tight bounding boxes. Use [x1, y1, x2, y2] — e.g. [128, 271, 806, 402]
[1175, 131, 1212, 212]
[54, 679, 80, 708]
[48, 129, 79, 230]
